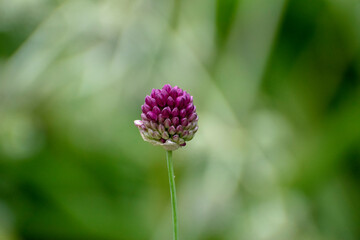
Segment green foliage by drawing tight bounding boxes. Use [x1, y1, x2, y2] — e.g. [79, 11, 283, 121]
[0, 0, 359, 239]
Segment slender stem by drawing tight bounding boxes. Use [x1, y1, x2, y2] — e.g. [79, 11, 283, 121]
[166, 150, 178, 240]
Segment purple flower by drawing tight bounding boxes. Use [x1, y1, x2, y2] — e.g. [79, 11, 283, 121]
[134, 84, 198, 151]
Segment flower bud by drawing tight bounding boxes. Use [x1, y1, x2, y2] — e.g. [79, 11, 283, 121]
[161, 89, 169, 99]
[151, 89, 159, 98]
[162, 84, 172, 92]
[188, 113, 197, 122]
[169, 88, 178, 99]
[145, 96, 156, 108]
[162, 107, 171, 118]
[152, 106, 161, 115]
[134, 84, 198, 151]
[176, 125, 183, 133]
[186, 103, 194, 115]
[181, 118, 188, 127]
[155, 93, 166, 107]
[167, 96, 175, 108]
[146, 111, 157, 121]
[158, 114, 165, 123]
[162, 131, 169, 139]
[172, 134, 179, 142]
[158, 124, 165, 134]
[152, 131, 161, 140]
[172, 117, 179, 126]
[180, 109, 187, 118]
[150, 121, 158, 130]
[143, 120, 151, 128]
[176, 96, 185, 108]
[141, 113, 148, 121]
[171, 108, 179, 117]
[168, 126, 176, 135]
[181, 130, 189, 138]
[186, 130, 194, 140]
[141, 104, 151, 113]
[164, 118, 172, 128]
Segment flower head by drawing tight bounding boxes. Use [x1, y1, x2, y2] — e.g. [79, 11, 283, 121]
[134, 84, 198, 151]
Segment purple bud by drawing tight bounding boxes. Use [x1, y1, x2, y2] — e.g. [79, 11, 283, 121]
[167, 96, 175, 108]
[152, 106, 161, 115]
[176, 125, 183, 133]
[135, 84, 198, 150]
[171, 108, 179, 117]
[181, 118, 188, 127]
[162, 84, 172, 92]
[151, 89, 159, 98]
[146, 111, 157, 121]
[186, 103, 194, 114]
[158, 114, 165, 123]
[141, 104, 151, 113]
[145, 95, 156, 107]
[161, 107, 171, 118]
[176, 88, 183, 96]
[164, 118, 172, 128]
[172, 117, 179, 126]
[168, 126, 176, 135]
[180, 109, 187, 118]
[184, 92, 191, 105]
[175, 96, 185, 108]
[169, 88, 178, 99]
[188, 113, 197, 122]
[155, 93, 166, 107]
[161, 89, 169, 99]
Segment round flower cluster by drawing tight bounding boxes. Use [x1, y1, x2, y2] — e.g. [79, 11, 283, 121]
[134, 84, 198, 151]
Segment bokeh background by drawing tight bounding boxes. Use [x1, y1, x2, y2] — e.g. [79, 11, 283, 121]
[0, 0, 360, 239]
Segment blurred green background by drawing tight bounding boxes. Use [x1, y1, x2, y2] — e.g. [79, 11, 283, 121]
[0, 0, 360, 239]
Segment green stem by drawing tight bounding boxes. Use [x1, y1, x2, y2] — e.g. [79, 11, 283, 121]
[166, 150, 178, 240]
